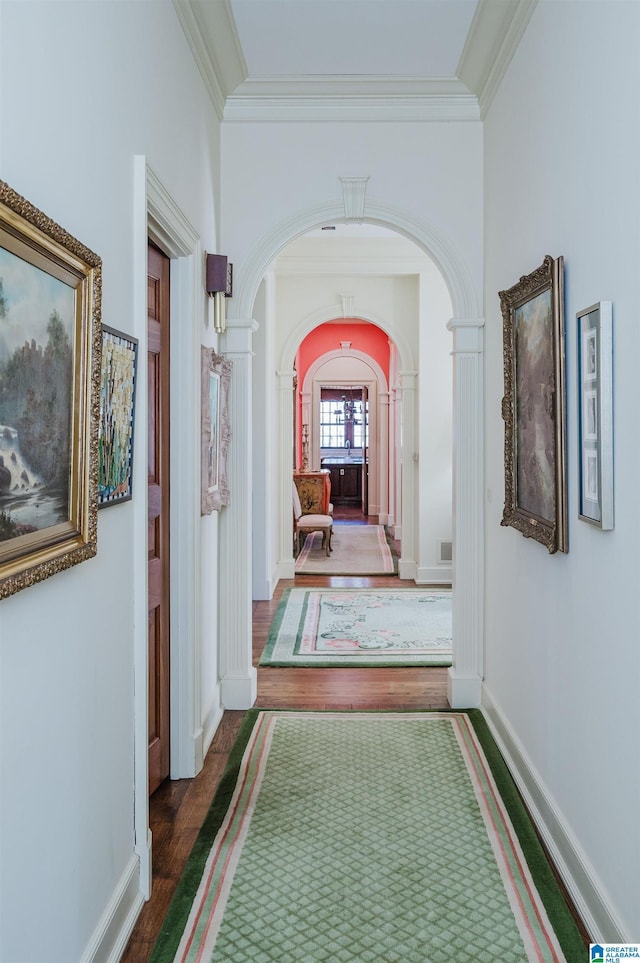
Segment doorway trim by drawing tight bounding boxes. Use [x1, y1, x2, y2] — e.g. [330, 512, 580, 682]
[234, 199, 484, 708]
[133, 157, 203, 897]
[301, 348, 388, 518]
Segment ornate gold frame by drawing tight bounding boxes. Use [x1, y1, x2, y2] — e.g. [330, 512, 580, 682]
[0, 181, 101, 598]
[499, 255, 568, 554]
[201, 346, 231, 513]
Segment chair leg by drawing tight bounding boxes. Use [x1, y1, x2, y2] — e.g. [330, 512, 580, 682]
[324, 526, 332, 556]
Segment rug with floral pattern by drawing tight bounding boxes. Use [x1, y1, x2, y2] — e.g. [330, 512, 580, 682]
[260, 588, 452, 666]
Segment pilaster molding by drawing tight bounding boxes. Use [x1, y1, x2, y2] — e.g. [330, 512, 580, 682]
[218, 317, 258, 709]
[448, 316, 485, 709]
[447, 316, 485, 353]
[277, 370, 296, 574]
[223, 316, 259, 351]
[398, 370, 418, 389]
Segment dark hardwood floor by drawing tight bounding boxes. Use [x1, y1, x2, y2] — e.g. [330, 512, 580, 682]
[122, 512, 448, 961]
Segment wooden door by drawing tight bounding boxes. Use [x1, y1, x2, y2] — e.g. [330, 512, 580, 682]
[147, 242, 170, 796]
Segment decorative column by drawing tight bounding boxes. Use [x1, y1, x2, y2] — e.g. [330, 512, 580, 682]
[397, 371, 417, 580]
[447, 317, 485, 708]
[277, 369, 296, 580]
[218, 318, 258, 709]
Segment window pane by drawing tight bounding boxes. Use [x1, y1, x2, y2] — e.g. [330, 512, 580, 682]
[320, 400, 345, 447]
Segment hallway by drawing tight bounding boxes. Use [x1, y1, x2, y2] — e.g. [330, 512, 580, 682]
[122, 521, 449, 960]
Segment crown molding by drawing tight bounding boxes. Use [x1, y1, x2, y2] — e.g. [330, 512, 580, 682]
[457, 0, 537, 117]
[172, 0, 247, 119]
[224, 77, 479, 122]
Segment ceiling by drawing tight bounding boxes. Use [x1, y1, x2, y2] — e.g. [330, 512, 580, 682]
[229, 0, 477, 78]
[173, 0, 537, 120]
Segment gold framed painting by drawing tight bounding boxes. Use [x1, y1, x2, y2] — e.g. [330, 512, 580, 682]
[0, 180, 101, 598]
[201, 346, 231, 514]
[499, 254, 568, 554]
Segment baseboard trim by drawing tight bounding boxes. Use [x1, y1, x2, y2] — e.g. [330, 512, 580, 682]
[221, 669, 258, 709]
[397, 558, 416, 580]
[481, 685, 627, 942]
[416, 565, 452, 584]
[252, 573, 278, 601]
[202, 702, 224, 758]
[277, 559, 295, 580]
[79, 854, 144, 963]
[447, 668, 482, 708]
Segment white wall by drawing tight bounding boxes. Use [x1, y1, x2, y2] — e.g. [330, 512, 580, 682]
[484, 0, 640, 940]
[220, 121, 483, 317]
[0, 2, 222, 961]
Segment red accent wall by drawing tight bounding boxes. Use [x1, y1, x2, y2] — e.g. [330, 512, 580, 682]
[294, 320, 390, 466]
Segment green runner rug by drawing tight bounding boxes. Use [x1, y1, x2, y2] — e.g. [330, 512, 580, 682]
[260, 588, 452, 667]
[150, 710, 585, 963]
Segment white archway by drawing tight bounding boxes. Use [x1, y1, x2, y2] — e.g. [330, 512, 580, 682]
[223, 202, 485, 708]
[301, 346, 388, 519]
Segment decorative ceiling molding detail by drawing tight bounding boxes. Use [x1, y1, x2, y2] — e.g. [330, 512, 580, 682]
[172, 0, 248, 118]
[224, 78, 479, 122]
[340, 294, 355, 318]
[173, 2, 534, 123]
[457, 0, 538, 117]
[340, 177, 370, 222]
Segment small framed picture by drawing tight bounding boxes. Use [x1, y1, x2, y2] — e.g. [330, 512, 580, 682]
[577, 302, 613, 529]
[98, 326, 139, 507]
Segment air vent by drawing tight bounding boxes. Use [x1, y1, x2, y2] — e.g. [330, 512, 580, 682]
[438, 540, 453, 564]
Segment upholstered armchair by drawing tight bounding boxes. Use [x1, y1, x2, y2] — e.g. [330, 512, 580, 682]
[292, 481, 333, 557]
[293, 470, 333, 516]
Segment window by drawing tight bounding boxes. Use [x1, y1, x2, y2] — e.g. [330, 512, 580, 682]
[319, 388, 367, 448]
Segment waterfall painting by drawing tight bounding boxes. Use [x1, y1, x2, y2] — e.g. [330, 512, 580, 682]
[98, 326, 138, 507]
[0, 180, 101, 599]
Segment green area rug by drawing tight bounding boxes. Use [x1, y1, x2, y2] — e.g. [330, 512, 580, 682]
[260, 588, 452, 667]
[295, 523, 398, 575]
[150, 711, 585, 963]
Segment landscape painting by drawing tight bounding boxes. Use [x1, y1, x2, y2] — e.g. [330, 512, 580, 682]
[499, 255, 567, 553]
[0, 247, 74, 538]
[0, 179, 101, 598]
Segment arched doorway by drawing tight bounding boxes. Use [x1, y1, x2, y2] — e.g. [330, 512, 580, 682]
[220, 208, 484, 708]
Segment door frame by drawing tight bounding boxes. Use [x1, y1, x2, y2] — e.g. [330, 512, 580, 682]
[302, 348, 388, 520]
[133, 157, 203, 897]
